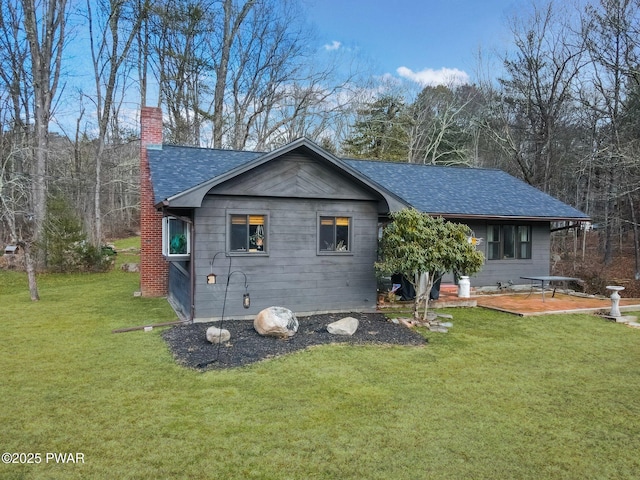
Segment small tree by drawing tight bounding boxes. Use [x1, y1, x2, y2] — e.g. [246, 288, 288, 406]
[44, 194, 117, 273]
[375, 208, 484, 323]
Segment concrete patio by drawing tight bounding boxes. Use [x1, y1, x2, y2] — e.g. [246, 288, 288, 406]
[432, 284, 640, 317]
[474, 292, 640, 316]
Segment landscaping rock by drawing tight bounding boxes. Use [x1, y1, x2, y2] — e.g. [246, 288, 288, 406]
[327, 316, 359, 336]
[121, 263, 139, 273]
[428, 325, 449, 333]
[426, 311, 438, 322]
[254, 306, 299, 338]
[206, 326, 231, 344]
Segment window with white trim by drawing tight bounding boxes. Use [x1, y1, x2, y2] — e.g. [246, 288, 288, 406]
[229, 214, 267, 253]
[162, 216, 190, 258]
[318, 216, 351, 253]
[487, 224, 531, 260]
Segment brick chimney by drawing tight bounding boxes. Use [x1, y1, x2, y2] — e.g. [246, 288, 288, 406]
[140, 106, 168, 297]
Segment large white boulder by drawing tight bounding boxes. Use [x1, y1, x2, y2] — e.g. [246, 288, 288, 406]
[327, 316, 359, 336]
[254, 306, 299, 338]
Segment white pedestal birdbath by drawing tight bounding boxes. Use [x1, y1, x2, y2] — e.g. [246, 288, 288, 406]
[606, 286, 625, 317]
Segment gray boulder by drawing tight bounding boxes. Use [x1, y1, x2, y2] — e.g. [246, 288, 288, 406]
[206, 326, 231, 344]
[254, 306, 298, 337]
[327, 316, 359, 336]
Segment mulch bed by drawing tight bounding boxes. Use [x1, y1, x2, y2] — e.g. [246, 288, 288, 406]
[162, 312, 426, 370]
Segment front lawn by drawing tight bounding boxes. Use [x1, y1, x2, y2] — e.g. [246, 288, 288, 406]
[1, 246, 640, 479]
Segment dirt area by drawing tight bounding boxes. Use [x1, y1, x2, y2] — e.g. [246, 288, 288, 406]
[163, 312, 426, 371]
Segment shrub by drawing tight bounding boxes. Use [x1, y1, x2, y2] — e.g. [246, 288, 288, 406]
[44, 195, 116, 272]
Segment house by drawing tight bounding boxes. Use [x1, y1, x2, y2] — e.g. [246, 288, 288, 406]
[139, 107, 589, 321]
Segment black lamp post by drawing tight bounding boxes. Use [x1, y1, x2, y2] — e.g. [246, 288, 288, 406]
[203, 255, 251, 367]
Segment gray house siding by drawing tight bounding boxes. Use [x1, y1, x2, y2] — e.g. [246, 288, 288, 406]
[192, 196, 379, 321]
[212, 151, 385, 205]
[449, 221, 550, 287]
[168, 262, 191, 320]
[187, 153, 384, 321]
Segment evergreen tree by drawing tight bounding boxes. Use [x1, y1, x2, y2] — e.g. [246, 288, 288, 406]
[342, 94, 409, 160]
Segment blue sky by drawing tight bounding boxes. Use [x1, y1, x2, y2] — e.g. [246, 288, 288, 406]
[306, 0, 519, 86]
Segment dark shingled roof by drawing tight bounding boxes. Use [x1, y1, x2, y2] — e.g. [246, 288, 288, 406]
[148, 145, 263, 203]
[147, 143, 588, 220]
[344, 159, 589, 220]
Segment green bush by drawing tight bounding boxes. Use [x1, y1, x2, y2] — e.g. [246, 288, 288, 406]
[58, 239, 117, 272]
[44, 195, 117, 272]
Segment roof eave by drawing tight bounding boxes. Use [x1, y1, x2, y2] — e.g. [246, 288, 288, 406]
[431, 213, 591, 222]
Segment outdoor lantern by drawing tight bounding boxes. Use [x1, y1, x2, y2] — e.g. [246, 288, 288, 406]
[243, 292, 251, 309]
[208, 252, 227, 284]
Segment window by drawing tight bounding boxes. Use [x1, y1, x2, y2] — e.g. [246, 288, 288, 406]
[162, 216, 190, 258]
[229, 214, 267, 253]
[487, 224, 531, 260]
[319, 216, 350, 252]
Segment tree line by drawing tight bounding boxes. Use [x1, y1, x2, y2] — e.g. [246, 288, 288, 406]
[1, 0, 639, 300]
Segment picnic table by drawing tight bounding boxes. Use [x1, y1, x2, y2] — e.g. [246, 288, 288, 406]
[520, 275, 582, 302]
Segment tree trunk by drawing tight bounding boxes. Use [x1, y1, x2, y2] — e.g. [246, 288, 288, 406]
[22, 242, 40, 301]
[420, 272, 435, 324]
[603, 170, 614, 265]
[212, 0, 255, 147]
[412, 272, 420, 322]
[138, 0, 150, 107]
[21, 0, 69, 274]
[629, 193, 640, 280]
[93, 142, 103, 244]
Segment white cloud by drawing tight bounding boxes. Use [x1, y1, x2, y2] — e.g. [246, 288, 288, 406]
[323, 40, 342, 51]
[396, 66, 470, 87]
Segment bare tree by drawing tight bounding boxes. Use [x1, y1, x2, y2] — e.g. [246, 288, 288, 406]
[0, 2, 32, 293]
[220, 0, 359, 150]
[0, 1, 30, 137]
[579, 0, 640, 265]
[85, 0, 143, 244]
[22, 0, 68, 243]
[147, 0, 364, 150]
[150, 0, 214, 145]
[484, 1, 583, 192]
[407, 84, 479, 166]
[136, 0, 151, 107]
[210, 0, 256, 148]
[0, 0, 69, 299]
[252, 79, 361, 151]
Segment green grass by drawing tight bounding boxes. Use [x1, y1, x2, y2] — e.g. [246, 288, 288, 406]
[2, 247, 640, 479]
